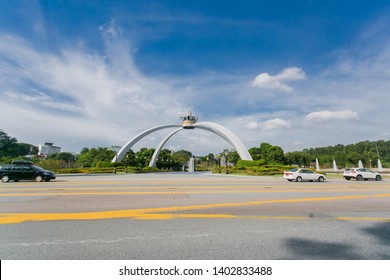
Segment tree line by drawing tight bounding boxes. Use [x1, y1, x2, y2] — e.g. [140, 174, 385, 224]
[285, 140, 390, 168]
[1, 129, 389, 169]
[0, 130, 37, 160]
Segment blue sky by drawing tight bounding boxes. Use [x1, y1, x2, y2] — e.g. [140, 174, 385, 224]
[1, 1, 390, 155]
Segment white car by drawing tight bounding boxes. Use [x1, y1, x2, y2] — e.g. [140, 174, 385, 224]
[343, 168, 382, 181]
[283, 168, 326, 182]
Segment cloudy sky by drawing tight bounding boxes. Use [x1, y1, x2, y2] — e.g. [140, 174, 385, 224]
[1, 0, 390, 155]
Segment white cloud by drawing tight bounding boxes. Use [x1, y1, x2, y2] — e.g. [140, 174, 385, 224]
[251, 67, 306, 92]
[244, 118, 290, 130]
[304, 110, 359, 123]
[244, 121, 259, 130]
[99, 19, 123, 38]
[263, 118, 290, 130]
[0, 32, 186, 152]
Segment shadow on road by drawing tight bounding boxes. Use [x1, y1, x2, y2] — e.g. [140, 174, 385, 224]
[362, 221, 390, 245]
[360, 221, 390, 259]
[284, 238, 361, 259]
[284, 222, 390, 259]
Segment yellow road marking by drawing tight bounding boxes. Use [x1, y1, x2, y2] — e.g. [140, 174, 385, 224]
[1, 193, 390, 224]
[0, 212, 389, 224]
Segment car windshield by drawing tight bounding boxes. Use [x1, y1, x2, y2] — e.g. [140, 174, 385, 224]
[289, 168, 298, 172]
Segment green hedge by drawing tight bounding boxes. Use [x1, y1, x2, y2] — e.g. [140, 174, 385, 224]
[53, 166, 140, 174]
[95, 161, 124, 168]
[51, 165, 170, 174]
[236, 159, 266, 168]
[213, 165, 295, 176]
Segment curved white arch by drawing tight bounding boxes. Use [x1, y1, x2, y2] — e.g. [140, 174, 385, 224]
[112, 124, 181, 162]
[146, 122, 253, 167]
[113, 122, 253, 163]
[195, 122, 252, 161]
[148, 128, 184, 167]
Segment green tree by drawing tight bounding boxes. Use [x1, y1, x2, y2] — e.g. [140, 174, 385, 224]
[206, 153, 215, 164]
[266, 145, 286, 164]
[135, 148, 155, 167]
[285, 151, 312, 167]
[123, 149, 137, 166]
[260, 143, 272, 160]
[0, 130, 17, 158]
[227, 150, 240, 164]
[0, 130, 38, 159]
[14, 143, 38, 157]
[172, 150, 192, 166]
[80, 147, 90, 155]
[156, 149, 173, 169]
[76, 147, 116, 167]
[249, 147, 262, 160]
[47, 152, 76, 162]
[255, 142, 286, 164]
[346, 152, 360, 167]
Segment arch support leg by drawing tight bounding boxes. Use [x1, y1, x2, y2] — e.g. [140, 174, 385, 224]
[149, 128, 184, 167]
[112, 124, 181, 162]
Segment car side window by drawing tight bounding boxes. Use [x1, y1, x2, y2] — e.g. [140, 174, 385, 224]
[0, 165, 11, 171]
[12, 166, 23, 171]
[10, 165, 33, 171]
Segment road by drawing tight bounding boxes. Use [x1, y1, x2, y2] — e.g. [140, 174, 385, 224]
[0, 172, 390, 259]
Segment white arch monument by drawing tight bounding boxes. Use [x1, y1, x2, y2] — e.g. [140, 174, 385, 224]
[112, 112, 253, 166]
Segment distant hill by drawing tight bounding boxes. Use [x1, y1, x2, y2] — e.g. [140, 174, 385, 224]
[285, 140, 390, 168]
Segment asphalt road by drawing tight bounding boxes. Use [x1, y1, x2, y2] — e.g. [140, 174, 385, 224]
[1, 172, 390, 259]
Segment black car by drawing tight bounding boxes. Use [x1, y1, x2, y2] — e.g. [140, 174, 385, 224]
[0, 163, 56, 183]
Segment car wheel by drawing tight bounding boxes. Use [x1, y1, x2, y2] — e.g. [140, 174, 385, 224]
[287, 179, 293, 182]
[296, 176, 302, 182]
[1, 175, 10, 183]
[345, 177, 350, 180]
[356, 175, 363, 181]
[35, 175, 43, 182]
[375, 175, 382, 181]
[318, 176, 324, 182]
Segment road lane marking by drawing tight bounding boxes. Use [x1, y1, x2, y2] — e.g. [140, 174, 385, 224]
[1, 193, 390, 224]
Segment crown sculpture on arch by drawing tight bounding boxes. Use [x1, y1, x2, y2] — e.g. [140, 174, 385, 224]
[180, 111, 199, 129]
